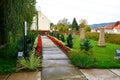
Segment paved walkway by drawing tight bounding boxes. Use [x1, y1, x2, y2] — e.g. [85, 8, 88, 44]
[1, 36, 120, 80]
[7, 72, 41, 80]
[41, 36, 120, 80]
[80, 69, 120, 80]
[41, 36, 87, 80]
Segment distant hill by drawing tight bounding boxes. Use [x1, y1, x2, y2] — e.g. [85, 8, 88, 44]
[89, 22, 115, 28]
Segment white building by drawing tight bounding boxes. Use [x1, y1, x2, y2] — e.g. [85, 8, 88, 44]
[31, 11, 51, 35]
[91, 21, 120, 34]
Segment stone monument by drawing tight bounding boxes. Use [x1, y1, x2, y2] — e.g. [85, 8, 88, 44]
[80, 28, 85, 41]
[98, 27, 106, 46]
[72, 30, 76, 38]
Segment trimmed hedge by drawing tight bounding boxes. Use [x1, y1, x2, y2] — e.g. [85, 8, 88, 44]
[47, 35, 70, 53]
[86, 32, 120, 44]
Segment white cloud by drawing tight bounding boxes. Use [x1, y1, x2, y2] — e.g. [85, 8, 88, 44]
[36, 0, 120, 24]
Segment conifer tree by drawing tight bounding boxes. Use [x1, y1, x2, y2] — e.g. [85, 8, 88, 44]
[72, 18, 79, 31]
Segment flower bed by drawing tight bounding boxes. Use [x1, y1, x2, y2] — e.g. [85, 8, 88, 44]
[47, 35, 70, 53]
[36, 35, 42, 55]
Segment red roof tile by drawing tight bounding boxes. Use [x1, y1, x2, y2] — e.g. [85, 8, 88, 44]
[105, 25, 114, 29]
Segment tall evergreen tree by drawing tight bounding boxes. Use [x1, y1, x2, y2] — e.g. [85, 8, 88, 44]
[72, 18, 79, 31]
[0, 0, 37, 45]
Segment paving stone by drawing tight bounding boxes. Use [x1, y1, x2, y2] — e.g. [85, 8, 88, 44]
[41, 37, 56, 48]
[0, 74, 9, 80]
[80, 69, 120, 80]
[42, 47, 60, 51]
[8, 72, 41, 80]
[42, 50, 63, 54]
[42, 44, 57, 48]
[41, 36, 48, 39]
[43, 53, 68, 60]
[41, 36, 87, 80]
[42, 60, 72, 67]
[110, 69, 120, 76]
[42, 67, 86, 80]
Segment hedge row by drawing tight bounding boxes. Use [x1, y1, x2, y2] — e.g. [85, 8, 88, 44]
[47, 35, 70, 53]
[86, 32, 120, 44]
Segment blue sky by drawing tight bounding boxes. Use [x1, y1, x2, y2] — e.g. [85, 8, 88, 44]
[36, 0, 120, 24]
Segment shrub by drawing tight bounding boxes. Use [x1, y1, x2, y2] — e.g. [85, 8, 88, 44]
[105, 33, 120, 44]
[18, 36, 24, 52]
[56, 33, 60, 40]
[0, 58, 16, 73]
[85, 32, 99, 41]
[1, 36, 18, 58]
[80, 39, 93, 51]
[18, 49, 41, 70]
[67, 34, 73, 48]
[48, 35, 70, 53]
[86, 32, 120, 44]
[49, 32, 54, 36]
[60, 34, 65, 42]
[69, 51, 95, 68]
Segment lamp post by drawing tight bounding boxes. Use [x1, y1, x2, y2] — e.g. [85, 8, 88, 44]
[36, 6, 41, 32]
[37, 11, 38, 31]
[24, 21, 27, 57]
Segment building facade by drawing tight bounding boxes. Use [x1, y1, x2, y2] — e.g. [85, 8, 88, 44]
[31, 11, 51, 35]
[91, 21, 120, 34]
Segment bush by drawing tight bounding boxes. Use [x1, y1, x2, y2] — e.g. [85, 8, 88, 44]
[80, 39, 93, 51]
[105, 33, 120, 44]
[86, 32, 120, 44]
[0, 36, 18, 58]
[18, 49, 41, 70]
[49, 32, 54, 36]
[60, 34, 65, 42]
[67, 34, 73, 48]
[0, 58, 16, 73]
[56, 33, 60, 40]
[86, 32, 99, 41]
[18, 36, 24, 52]
[48, 35, 70, 53]
[69, 51, 95, 68]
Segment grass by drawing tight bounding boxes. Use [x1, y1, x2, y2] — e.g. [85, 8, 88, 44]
[91, 41, 120, 68]
[68, 35, 120, 68]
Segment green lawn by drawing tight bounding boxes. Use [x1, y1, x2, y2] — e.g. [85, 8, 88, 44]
[71, 35, 120, 68]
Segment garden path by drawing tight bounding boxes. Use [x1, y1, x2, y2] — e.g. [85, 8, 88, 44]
[80, 69, 120, 80]
[3, 36, 120, 80]
[41, 36, 87, 80]
[41, 36, 120, 80]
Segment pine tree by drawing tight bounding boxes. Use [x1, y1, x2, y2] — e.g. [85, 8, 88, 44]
[67, 34, 73, 48]
[60, 34, 65, 42]
[72, 18, 79, 31]
[80, 39, 93, 51]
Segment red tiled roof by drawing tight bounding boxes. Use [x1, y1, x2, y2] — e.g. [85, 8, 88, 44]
[114, 21, 120, 26]
[114, 26, 120, 30]
[105, 25, 114, 29]
[105, 21, 120, 30]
